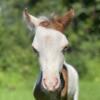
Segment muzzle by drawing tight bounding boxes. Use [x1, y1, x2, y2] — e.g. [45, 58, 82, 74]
[42, 73, 61, 92]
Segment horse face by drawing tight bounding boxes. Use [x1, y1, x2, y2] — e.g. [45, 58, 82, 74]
[23, 8, 74, 92]
[33, 26, 68, 91]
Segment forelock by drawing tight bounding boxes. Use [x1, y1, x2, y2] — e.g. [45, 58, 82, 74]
[38, 16, 50, 21]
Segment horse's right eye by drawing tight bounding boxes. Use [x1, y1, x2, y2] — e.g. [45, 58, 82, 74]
[32, 47, 38, 54]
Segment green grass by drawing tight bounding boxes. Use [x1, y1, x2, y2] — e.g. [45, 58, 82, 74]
[0, 80, 100, 100]
[0, 88, 34, 100]
[80, 80, 100, 100]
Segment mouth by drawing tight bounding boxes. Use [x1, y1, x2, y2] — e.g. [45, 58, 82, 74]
[41, 82, 61, 92]
[41, 86, 62, 95]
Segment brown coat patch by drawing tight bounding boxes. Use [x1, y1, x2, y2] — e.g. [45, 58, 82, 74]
[39, 9, 75, 33]
[61, 65, 68, 98]
[39, 20, 64, 32]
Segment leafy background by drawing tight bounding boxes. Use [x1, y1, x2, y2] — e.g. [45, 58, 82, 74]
[0, 0, 100, 100]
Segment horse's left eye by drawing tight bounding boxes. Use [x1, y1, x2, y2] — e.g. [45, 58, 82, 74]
[62, 46, 68, 53]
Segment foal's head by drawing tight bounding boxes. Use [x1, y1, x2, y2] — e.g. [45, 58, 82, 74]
[23, 8, 74, 92]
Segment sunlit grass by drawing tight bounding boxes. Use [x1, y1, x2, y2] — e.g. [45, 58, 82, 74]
[80, 80, 100, 100]
[0, 80, 100, 100]
[0, 88, 34, 100]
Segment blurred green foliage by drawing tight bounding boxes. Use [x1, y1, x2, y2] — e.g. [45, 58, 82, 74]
[0, 0, 100, 81]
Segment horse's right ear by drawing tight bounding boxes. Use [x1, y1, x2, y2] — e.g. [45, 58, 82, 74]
[23, 8, 39, 31]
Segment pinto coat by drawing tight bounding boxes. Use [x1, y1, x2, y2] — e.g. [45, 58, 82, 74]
[33, 63, 79, 100]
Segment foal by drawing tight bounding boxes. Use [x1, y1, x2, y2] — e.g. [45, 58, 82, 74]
[23, 8, 79, 100]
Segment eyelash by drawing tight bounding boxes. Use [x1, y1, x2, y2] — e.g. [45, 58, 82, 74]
[32, 46, 68, 54]
[62, 46, 68, 53]
[32, 47, 38, 54]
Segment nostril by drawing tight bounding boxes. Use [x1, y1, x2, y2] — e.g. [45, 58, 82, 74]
[43, 78, 46, 81]
[54, 78, 58, 88]
[42, 77, 59, 91]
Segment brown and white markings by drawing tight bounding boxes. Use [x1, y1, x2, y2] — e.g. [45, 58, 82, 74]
[23, 8, 79, 100]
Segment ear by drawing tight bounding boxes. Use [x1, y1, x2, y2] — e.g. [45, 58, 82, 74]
[55, 9, 75, 28]
[23, 8, 39, 31]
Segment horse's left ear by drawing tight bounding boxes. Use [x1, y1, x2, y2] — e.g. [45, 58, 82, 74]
[55, 9, 75, 28]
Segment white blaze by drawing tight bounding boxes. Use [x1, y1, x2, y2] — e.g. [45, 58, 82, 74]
[32, 26, 69, 86]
